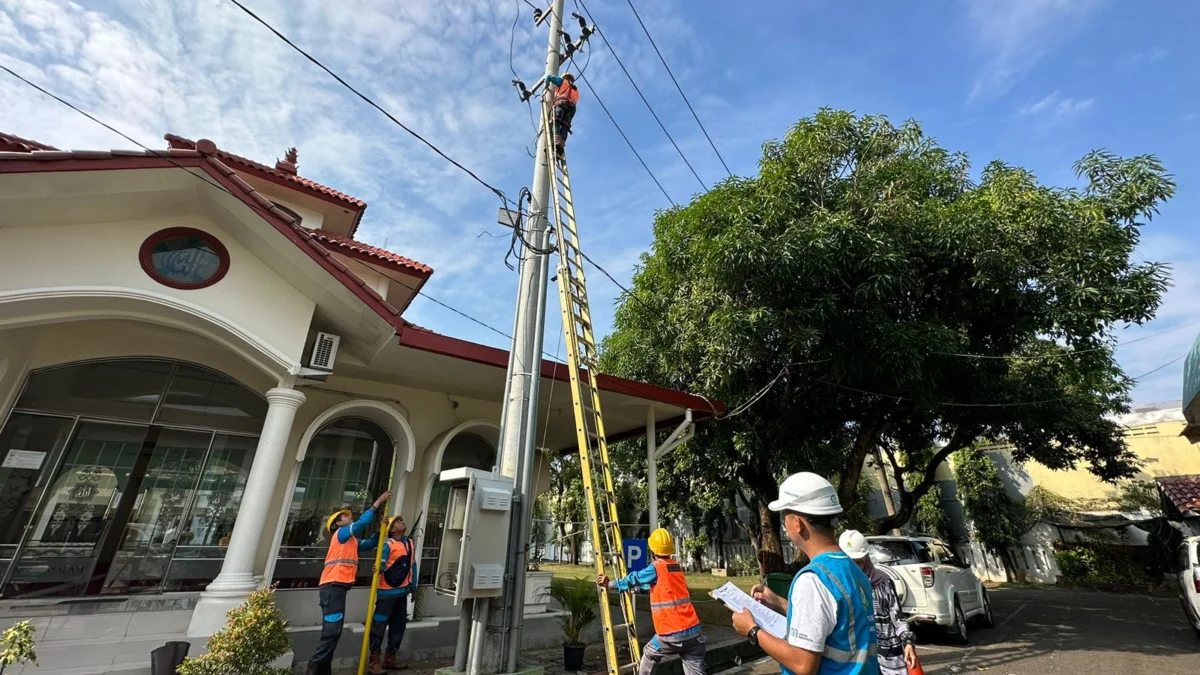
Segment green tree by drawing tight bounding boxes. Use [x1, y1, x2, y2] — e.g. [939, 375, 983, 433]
[954, 448, 1025, 576]
[538, 450, 587, 564]
[603, 109, 1172, 562]
[909, 483, 952, 543]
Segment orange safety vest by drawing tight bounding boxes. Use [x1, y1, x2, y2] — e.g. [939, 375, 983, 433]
[319, 530, 360, 586]
[378, 539, 414, 591]
[649, 558, 700, 635]
[555, 80, 579, 105]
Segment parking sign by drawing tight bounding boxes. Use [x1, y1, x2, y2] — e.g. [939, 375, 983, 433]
[624, 539, 649, 572]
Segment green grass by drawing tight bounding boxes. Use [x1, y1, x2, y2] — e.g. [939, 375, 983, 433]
[541, 563, 761, 627]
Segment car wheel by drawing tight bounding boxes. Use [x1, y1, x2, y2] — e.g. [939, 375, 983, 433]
[949, 598, 969, 645]
[975, 588, 995, 628]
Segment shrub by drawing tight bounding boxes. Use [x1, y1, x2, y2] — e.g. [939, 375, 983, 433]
[0, 620, 37, 674]
[178, 587, 291, 675]
[731, 555, 760, 577]
[542, 578, 597, 646]
[1055, 548, 1097, 581]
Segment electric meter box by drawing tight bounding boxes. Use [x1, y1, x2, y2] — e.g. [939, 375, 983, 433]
[432, 467, 514, 603]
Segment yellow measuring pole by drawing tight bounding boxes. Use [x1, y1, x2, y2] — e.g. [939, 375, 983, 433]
[358, 455, 398, 675]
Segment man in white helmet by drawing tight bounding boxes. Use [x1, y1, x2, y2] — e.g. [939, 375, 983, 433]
[730, 472, 877, 675]
[839, 530, 917, 675]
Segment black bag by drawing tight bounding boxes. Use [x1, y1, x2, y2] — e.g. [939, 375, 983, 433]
[383, 540, 413, 588]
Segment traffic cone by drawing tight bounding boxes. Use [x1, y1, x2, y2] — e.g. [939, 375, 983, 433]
[907, 651, 926, 675]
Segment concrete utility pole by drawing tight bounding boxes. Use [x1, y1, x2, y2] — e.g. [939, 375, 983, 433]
[483, 1, 567, 674]
[871, 447, 904, 536]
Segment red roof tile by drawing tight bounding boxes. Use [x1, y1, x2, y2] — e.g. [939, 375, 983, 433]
[1158, 475, 1200, 515]
[306, 228, 432, 278]
[164, 134, 366, 210]
[0, 132, 58, 152]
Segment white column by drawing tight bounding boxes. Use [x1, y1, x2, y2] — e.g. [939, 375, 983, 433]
[188, 386, 306, 636]
[647, 407, 658, 531]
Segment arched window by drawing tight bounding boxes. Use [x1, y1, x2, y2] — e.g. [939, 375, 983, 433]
[419, 432, 497, 587]
[273, 417, 395, 588]
[0, 359, 265, 597]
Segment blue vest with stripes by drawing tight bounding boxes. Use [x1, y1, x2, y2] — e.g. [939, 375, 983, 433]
[782, 552, 878, 675]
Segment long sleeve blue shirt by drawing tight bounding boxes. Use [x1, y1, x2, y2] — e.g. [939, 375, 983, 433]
[610, 565, 657, 594]
[335, 507, 377, 544]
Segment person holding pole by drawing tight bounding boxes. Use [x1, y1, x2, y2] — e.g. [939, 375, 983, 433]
[730, 473, 878, 675]
[366, 515, 417, 673]
[306, 490, 392, 675]
[598, 528, 707, 675]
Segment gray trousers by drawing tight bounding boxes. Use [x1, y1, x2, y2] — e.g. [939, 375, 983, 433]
[638, 634, 707, 675]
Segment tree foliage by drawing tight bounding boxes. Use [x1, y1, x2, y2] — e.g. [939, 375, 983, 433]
[909, 483, 952, 543]
[603, 109, 1173, 554]
[953, 448, 1025, 552]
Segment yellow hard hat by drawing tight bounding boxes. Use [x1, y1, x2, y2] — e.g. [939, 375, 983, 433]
[648, 528, 675, 556]
[327, 509, 351, 532]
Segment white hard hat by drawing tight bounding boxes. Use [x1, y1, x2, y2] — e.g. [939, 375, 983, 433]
[839, 530, 869, 559]
[768, 472, 843, 515]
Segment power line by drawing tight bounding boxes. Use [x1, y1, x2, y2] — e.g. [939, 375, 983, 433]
[570, 62, 675, 206]
[225, 0, 513, 209]
[574, 0, 708, 191]
[935, 317, 1200, 361]
[619, 0, 733, 178]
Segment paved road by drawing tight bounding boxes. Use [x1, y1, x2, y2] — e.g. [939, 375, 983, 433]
[738, 587, 1198, 675]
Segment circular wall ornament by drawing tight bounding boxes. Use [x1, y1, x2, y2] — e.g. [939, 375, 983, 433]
[139, 227, 230, 290]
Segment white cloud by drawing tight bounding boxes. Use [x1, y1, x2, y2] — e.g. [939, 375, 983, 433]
[965, 0, 1107, 102]
[0, 0, 727, 346]
[1123, 47, 1168, 70]
[1019, 91, 1094, 116]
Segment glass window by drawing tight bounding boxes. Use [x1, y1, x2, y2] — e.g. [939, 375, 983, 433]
[140, 228, 230, 290]
[911, 540, 934, 564]
[100, 428, 212, 595]
[867, 540, 918, 566]
[15, 361, 174, 421]
[163, 434, 256, 592]
[5, 422, 149, 597]
[273, 418, 394, 589]
[418, 434, 497, 586]
[0, 414, 76, 581]
[156, 365, 268, 434]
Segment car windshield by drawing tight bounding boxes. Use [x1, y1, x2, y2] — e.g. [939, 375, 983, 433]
[868, 540, 918, 566]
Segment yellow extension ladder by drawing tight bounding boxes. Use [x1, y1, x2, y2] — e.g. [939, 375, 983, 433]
[543, 100, 642, 675]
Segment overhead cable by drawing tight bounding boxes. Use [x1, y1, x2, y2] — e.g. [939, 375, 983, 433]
[574, 0, 708, 191]
[617, 0, 733, 178]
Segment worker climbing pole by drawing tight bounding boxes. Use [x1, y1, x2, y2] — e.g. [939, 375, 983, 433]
[543, 93, 643, 675]
[507, 6, 638, 675]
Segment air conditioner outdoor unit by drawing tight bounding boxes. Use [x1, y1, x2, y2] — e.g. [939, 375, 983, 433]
[307, 332, 340, 371]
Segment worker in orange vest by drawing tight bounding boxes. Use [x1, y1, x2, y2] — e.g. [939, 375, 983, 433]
[306, 490, 391, 675]
[543, 72, 579, 158]
[367, 515, 417, 674]
[598, 528, 707, 675]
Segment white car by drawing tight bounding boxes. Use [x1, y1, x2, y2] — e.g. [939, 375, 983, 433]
[865, 535, 994, 644]
[1177, 536, 1200, 639]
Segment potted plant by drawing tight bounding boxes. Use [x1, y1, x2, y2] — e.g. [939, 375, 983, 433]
[544, 577, 597, 671]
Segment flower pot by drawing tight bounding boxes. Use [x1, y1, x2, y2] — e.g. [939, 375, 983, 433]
[563, 642, 586, 671]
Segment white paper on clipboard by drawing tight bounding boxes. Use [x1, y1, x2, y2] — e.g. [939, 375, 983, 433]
[709, 581, 786, 638]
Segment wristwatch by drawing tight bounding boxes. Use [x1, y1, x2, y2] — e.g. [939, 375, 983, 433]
[747, 626, 761, 646]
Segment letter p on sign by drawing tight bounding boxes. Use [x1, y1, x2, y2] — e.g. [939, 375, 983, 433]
[624, 539, 648, 572]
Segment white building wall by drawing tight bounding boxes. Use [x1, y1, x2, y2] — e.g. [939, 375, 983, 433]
[0, 216, 316, 366]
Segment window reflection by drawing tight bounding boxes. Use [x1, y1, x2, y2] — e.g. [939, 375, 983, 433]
[273, 418, 394, 589]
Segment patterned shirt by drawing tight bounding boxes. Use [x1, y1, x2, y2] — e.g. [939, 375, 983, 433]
[866, 563, 913, 675]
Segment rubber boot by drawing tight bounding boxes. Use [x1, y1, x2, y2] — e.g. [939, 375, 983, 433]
[384, 652, 407, 670]
[368, 653, 386, 674]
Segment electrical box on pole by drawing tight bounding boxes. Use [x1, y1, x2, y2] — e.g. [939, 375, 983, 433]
[432, 468, 515, 603]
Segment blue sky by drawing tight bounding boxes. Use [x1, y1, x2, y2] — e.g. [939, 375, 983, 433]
[2, 0, 1198, 407]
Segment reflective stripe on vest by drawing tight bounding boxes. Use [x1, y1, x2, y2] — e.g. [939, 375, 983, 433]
[319, 533, 359, 585]
[781, 554, 877, 675]
[555, 81, 579, 105]
[648, 559, 700, 636]
[379, 539, 414, 590]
